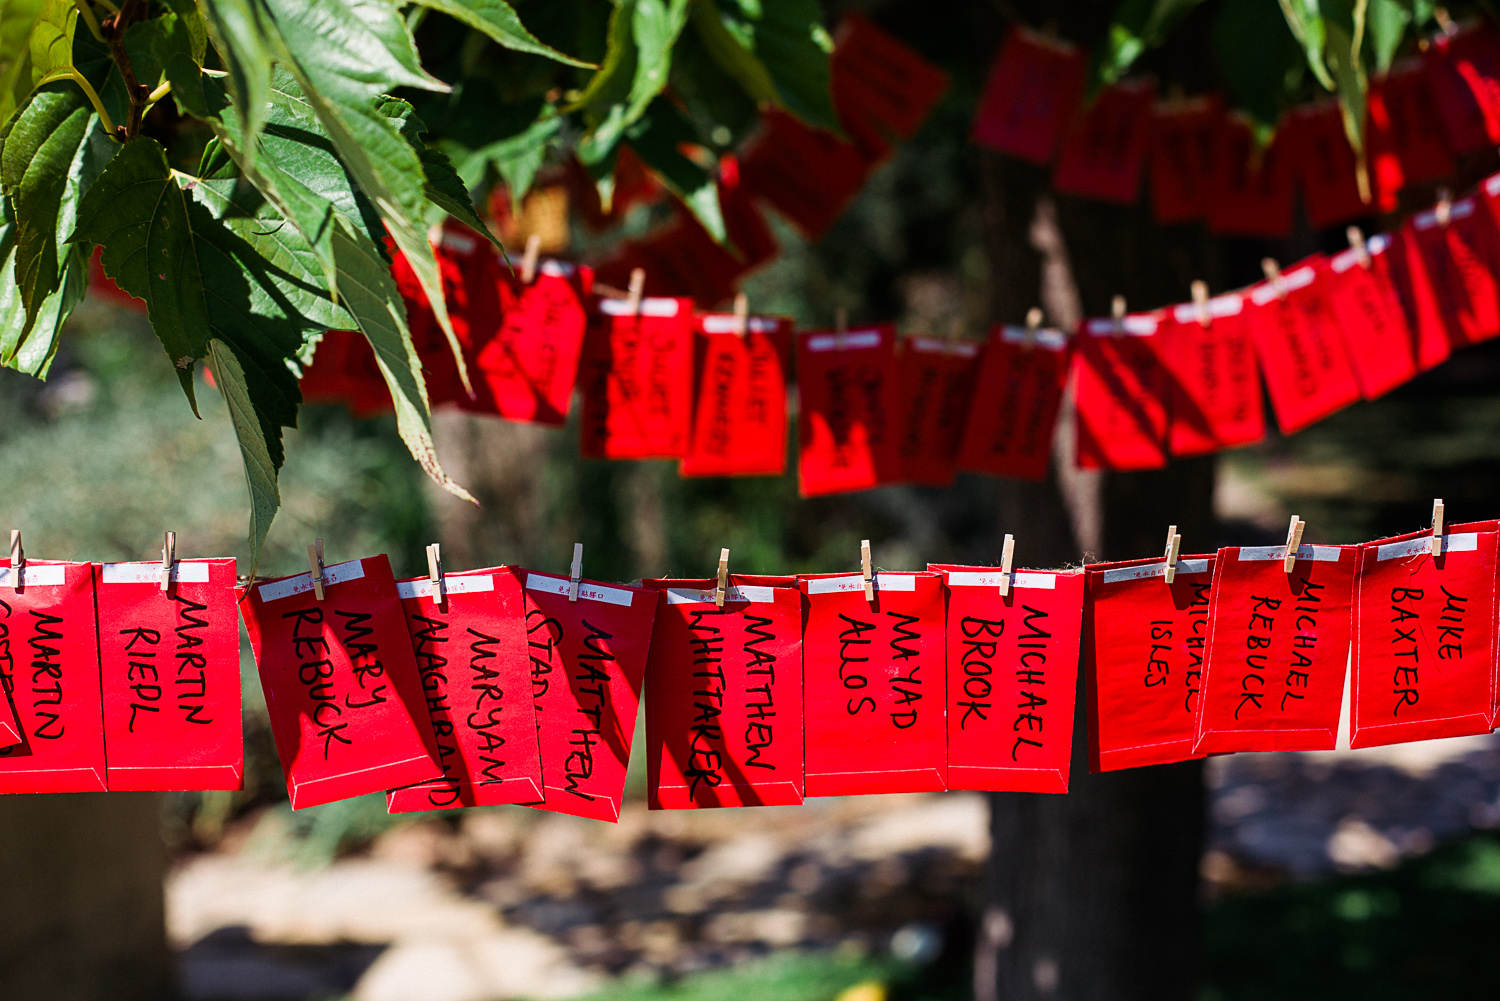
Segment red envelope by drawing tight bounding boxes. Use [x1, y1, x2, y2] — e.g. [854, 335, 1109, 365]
[1351, 527, 1499, 747]
[680, 313, 791, 478]
[474, 260, 593, 427]
[1324, 234, 1435, 399]
[739, 109, 874, 241]
[641, 576, 803, 810]
[1286, 102, 1371, 231]
[956, 324, 1070, 482]
[972, 27, 1086, 165]
[931, 565, 1083, 793]
[1073, 313, 1169, 471]
[1149, 96, 1222, 225]
[387, 568, 543, 813]
[0, 560, 105, 791]
[799, 571, 945, 796]
[1052, 79, 1156, 205]
[1208, 115, 1294, 238]
[1193, 543, 1356, 753]
[795, 325, 901, 497]
[1381, 226, 1456, 373]
[1406, 194, 1500, 348]
[301, 330, 362, 407]
[96, 559, 242, 791]
[1162, 292, 1265, 457]
[1084, 555, 1214, 772]
[578, 296, 696, 459]
[240, 556, 442, 810]
[893, 336, 980, 488]
[1424, 20, 1500, 154]
[522, 571, 656, 822]
[1367, 60, 1454, 204]
[1244, 259, 1363, 434]
[831, 11, 950, 146]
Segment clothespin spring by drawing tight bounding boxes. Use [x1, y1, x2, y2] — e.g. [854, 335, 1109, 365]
[426, 543, 445, 606]
[161, 531, 176, 593]
[569, 543, 584, 602]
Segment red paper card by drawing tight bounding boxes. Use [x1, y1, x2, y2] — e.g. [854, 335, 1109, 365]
[681, 313, 791, 478]
[240, 556, 442, 810]
[1073, 313, 1169, 471]
[0, 561, 105, 791]
[475, 260, 593, 427]
[799, 571, 945, 796]
[1324, 234, 1435, 399]
[1286, 102, 1371, 231]
[893, 336, 980, 488]
[1424, 21, 1500, 154]
[956, 324, 1070, 482]
[1208, 115, 1294, 238]
[1406, 195, 1500, 348]
[1084, 555, 1214, 772]
[1367, 59, 1454, 199]
[300, 330, 362, 407]
[1052, 79, 1156, 205]
[641, 576, 804, 810]
[1149, 96, 1222, 224]
[795, 325, 901, 497]
[1162, 292, 1265, 456]
[1193, 543, 1356, 753]
[1244, 259, 1363, 434]
[1382, 226, 1456, 372]
[96, 559, 242, 791]
[931, 565, 1083, 793]
[1351, 528, 1499, 747]
[523, 571, 656, 822]
[387, 568, 543, 813]
[831, 11, 950, 145]
[578, 296, 696, 460]
[972, 27, 1086, 165]
[739, 109, 874, 241]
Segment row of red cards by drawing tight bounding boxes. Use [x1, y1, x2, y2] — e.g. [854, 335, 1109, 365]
[975, 18, 1500, 227]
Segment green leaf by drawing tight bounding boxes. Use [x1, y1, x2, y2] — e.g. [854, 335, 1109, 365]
[0, 200, 83, 378]
[1093, 0, 1208, 88]
[28, 0, 75, 84]
[687, 0, 780, 105]
[1213, 0, 1307, 127]
[151, 10, 212, 119]
[378, 96, 503, 252]
[714, 0, 837, 132]
[626, 97, 725, 243]
[1321, 0, 1369, 156]
[406, 0, 594, 68]
[198, 0, 278, 161]
[577, 0, 691, 165]
[164, 0, 209, 63]
[0, 0, 42, 122]
[206, 337, 280, 573]
[1365, 0, 1410, 73]
[1278, 0, 1336, 91]
[471, 102, 563, 212]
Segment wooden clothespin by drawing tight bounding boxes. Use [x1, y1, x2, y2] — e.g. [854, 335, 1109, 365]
[6, 530, 22, 590]
[626, 268, 646, 316]
[426, 543, 445, 605]
[1023, 306, 1043, 350]
[732, 292, 749, 339]
[861, 538, 874, 602]
[1262, 258, 1287, 299]
[1346, 226, 1371, 269]
[160, 531, 176, 593]
[1111, 294, 1127, 335]
[1283, 516, 1305, 574]
[1191, 281, 1211, 327]
[1436, 187, 1453, 227]
[998, 533, 1016, 598]
[1431, 499, 1445, 557]
[1163, 525, 1182, 583]
[307, 538, 326, 601]
[520, 233, 541, 285]
[568, 542, 583, 602]
[715, 547, 730, 608]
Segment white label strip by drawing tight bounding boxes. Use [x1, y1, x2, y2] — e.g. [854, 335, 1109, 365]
[1414, 197, 1476, 230]
[1084, 316, 1158, 337]
[1376, 532, 1479, 562]
[806, 330, 882, 352]
[598, 296, 680, 317]
[258, 559, 367, 602]
[0, 565, 66, 587]
[908, 336, 980, 358]
[700, 315, 784, 335]
[805, 573, 918, 594]
[946, 571, 1058, 590]
[538, 260, 577, 279]
[1250, 266, 1317, 305]
[526, 572, 635, 607]
[439, 231, 477, 255]
[665, 585, 777, 605]
[1099, 558, 1211, 584]
[396, 575, 496, 600]
[999, 325, 1068, 351]
[101, 561, 213, 585]
[1172, 294, 1242, 323]
[1237, 545, 1343, 563]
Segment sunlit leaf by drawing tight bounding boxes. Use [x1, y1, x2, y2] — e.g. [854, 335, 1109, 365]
[407, 0, 594, 67]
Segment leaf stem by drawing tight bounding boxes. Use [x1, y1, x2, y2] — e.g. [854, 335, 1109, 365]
[34, 67, 118, 137]
[147, 79, 171, 103]
[71, 0, 105, 43]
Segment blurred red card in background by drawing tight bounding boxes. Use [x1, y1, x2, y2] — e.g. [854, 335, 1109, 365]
[1367, 59, 1454, 206]
[1208, 116, 1294, 238]
[1052, 79, 1156, 205]
[478, 260, 593, 427]
[1285, 102, 1371, 231]
[1074, 314, 1169, 471]
[1162, 292, 1264, 457]
[831, 11, 950, 151]
[1244, 259, 1362, 434]
[893, 336, 980, 488]
[739, 110, 874, 241]
[1324, 234, 1433, 399]
[972, 27, 1086, 164]
[1423, 20, 1500, 154]
[1149, 95, 1222, 224]
[578, 296, 697, 459]
[1405, 195, 1500, 348]
[957, 324, 1070, 482]
[681, 313, 791, 478]
[796, 325, 901, 496]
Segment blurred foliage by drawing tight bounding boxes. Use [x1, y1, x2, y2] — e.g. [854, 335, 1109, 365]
[565, 949, 963, 1001]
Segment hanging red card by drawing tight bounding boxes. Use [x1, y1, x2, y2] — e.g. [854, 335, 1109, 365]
[301, 330, 362, 407]
[1423, 20, 1500, 154]
[1324, 234, 1438, 399]
[893, 337, 980, 488]
[1351, 527, 1499, 747]
[522, 571, 656, 822]
[641, 576, 803, 810]
[0, 560, 106, 791]
[799, 571, 945, 796]
[388, 239, 466, 409]
[387, 568, 543, 813]
[1073, 313, 1169, 471]
[1162, 292, 1264, 457]
[739, 109, 874, 241]
[956, 324, 1070, 482]
[578, 296, 696, 460]
[1286, 102, 1371, 231]
[831, 11, 950, 146]
[1208, 115, 1294, 238]
[1052, 79, 1156, 205]
[240, 556, 442, 810]
[796, 325, 901, 496]
[95, 559, 242, 791]
[1367, 59, 1454, 201]
[931, 565, 1083, 793]
[1406, 195, 1500, 348]
[474, 259, 592, 426]
[681, 313, 791, 478]
[1192, 543, 1356, 753]
[1380, 226, 1456, 373]
[1149, 95, 1222, 224]
[1084, 555, 1214, 772]
[1244, 259, 1362, 434]
[972, 27, 1086, 165]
